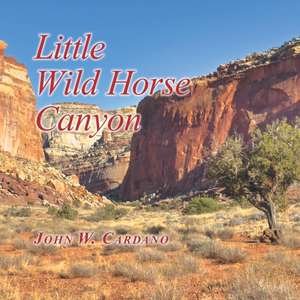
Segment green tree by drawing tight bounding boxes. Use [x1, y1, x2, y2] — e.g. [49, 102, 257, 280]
[208, 119, 300, 241]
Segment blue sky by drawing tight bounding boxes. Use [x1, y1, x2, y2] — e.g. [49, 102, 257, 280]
[1, 0, 300, 110]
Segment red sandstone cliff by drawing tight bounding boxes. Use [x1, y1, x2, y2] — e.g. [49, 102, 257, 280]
[121, 38, 300, 200]
[0, 41, 44, 161]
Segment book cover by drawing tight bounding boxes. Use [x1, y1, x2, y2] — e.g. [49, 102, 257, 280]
[0, 1, 300, 299]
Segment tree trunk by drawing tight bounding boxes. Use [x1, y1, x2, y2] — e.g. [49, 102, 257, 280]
[258, 201, 282, 243]
[265, 201, 277, 230]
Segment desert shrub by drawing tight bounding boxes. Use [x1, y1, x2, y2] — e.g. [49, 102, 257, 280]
[136, 248, 166, 262]
[280, 231, 300, 249]
[217, 229, 234, 240]
[149, 280, 184, 300]
[15, 225, 33, 233]
[157, 242, 181, 252]
[159, 263, 179, 279]
[56, 204, 78, 220]
[247, 212, 265, 221]
[205, 228, 234, 240]
[0, 255, 31, 271]
[4, 206, 31, 217]
[145, 225, 165, 234]
[180, 255, 199, 273]
[28, 244, 58, 256]
[227, 263, 299, 300]
[266, 252, 300, 275]
[13, 238, 27, 250]
[183, 197, 220, 215]
[86, 205, 128, 222]
[0, 231, 14, 244]
[187, 240, 246, 263]
[47, 206, 58, 215]
[115, 226, 132, 235]
[178, 225, 199, 235]
[112, 262, 156, 282]
[187, 240, 216, 257]
[204, 229, 218, 239]
[60, 263, 97, 278]
[160, 255, 199, 278]
[227, 216, 247, 226]
[215, 247, 246, 264]
[102, 244, 136, 255]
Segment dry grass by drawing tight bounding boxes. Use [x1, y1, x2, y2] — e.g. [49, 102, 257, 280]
[114, 225, 133, 235]
[0, 255, 31, 273]
[0, 278, 21, 300]
[216, 228, 234, 240]
[102, 243, 137, 255]
[145, 225, 165, 234]
[266, 251, 300, 275]
[149, 280, 185, 300]
[157, 241, 181, 252]
[280, 231, 300, 249]
[227, 262, 299, 300]
[0, 231, 14, 245]
[12, 238, 28, 250]
[60, 263, 97, 278]
[27, 244, 58, 256]
[159, 255, 200, 279]
[136, 248, 166, 262]
[112, 261, 157, 282]
[204, 227, 234, 240]
[187, 239, 246, 263]
[0, 203, 299, 299]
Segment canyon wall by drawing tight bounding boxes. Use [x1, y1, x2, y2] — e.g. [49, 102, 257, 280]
[43, 104, 135, 194]
[121, 38, 300, 200]
[0, 41, 44, 161]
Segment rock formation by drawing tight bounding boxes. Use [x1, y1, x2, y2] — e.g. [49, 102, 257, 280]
[42, 104, 135, 194]
[0, 41, 44, 161]
[0, 150, 105, 206]
[0, 43, 108, 206]
[42, 103, 104, 161]
[121, 38, 300, 200]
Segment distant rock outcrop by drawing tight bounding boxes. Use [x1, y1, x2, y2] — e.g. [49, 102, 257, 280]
[0, 41, 44, 161]
[42, 104, 135, 194]
[121, 38, 300, 200]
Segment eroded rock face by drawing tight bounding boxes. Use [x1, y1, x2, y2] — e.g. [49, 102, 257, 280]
[121, 38, 300, 200]
[0, 41, 44, 161]
[43, 104, 135, 194]
[42, 103, 104, 161]
[0, 150, 105, 206]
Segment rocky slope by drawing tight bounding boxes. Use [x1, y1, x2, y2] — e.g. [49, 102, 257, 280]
[43, 104, 135, 194]
[0, 41, 44, 161]
[121, 38, 300, 200]
[0, 150, 105, 206]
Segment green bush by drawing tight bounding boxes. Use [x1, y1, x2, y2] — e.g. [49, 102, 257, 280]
[183, 197, 220, 215]
[145, 225, 165, 234]
[86, 205, 128, 222]
[4, 206, 31, 217]
[47, 206, 58, 216]
[56, 203, 78, 220]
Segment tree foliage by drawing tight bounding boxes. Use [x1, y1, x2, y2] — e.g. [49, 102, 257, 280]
[208, 119, 300, 237]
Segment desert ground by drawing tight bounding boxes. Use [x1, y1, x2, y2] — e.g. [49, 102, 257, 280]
[0, 201, 299, 300]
